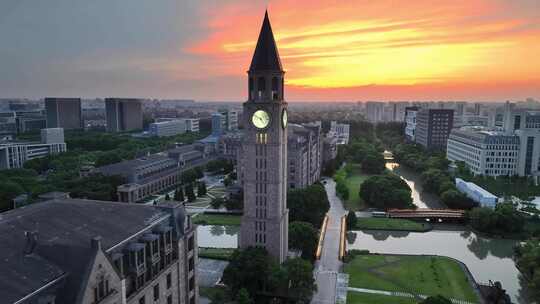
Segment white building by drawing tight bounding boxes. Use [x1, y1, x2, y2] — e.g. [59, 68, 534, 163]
[455, 178, 498, 208]
[218, 109, 238, 131]
[404, 106, 420, 141]
[183, 118, 199, 132]
[329, 121, 350, 145]
[447, 128, 520, 176]
[149, 119, 186, 137]
[366, 102, 384, 123]
[0, 141, 66, 169]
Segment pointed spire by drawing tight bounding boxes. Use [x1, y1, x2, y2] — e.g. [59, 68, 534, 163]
[249, 10, 283, 72]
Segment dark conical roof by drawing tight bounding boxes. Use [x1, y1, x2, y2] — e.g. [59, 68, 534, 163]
[249, 11, 283, 72]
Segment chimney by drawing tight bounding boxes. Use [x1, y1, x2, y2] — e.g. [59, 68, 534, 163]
[91, 236, 102, 251]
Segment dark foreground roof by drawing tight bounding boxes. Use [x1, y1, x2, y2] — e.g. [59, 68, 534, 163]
[249, 11, 283, 72]
[0, 199, 168, 303]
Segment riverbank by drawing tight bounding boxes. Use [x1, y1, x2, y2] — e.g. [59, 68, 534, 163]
[355, 218, 432, 232]
[344, 253, 479, 303]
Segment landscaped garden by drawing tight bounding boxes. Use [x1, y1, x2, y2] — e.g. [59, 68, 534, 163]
[355, 218, 431, 232]
[344, 253, 479, 303]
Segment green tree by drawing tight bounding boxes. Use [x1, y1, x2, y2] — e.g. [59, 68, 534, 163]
[440, 189, 476, 209]
[222, 247, 275, 297]
[164, 193, 170, 201]
[185, 183, 196, 202]
[225, 198, 243, 211]
[515, 240, 540, 302]
[359, 174, 413, 209]
[210, 197, 224, 209]
[420, 295, 452, 304]
[282, 258, 317, 303]
[289, 221, 319, 261]
[288, 183, 330, 228]
[0, 180, 25, 211]
[346, 211, 357, 230]
[197, 181, 207, 197]
[236, 288, 252, 304]
[361, 152, 385, 174]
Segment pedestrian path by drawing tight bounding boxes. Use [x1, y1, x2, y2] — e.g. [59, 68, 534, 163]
[347, 287, 478, 304]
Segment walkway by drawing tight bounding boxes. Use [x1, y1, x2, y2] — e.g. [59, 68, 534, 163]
[311, 178, 347, 304]
[347, 287, 478, 304]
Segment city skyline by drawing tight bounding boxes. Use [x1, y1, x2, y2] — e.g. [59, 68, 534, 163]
[1, 0, 539, 101]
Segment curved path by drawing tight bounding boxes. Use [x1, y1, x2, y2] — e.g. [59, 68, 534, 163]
[311, 178, 347, 304]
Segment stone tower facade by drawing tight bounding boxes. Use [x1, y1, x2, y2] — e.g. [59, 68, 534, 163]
[239, 11, 289, 263]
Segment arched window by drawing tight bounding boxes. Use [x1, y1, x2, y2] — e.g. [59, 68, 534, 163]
[258, 77, 266, 90]
[281, 78, 285, 99]
[249, 77, 254, 99]
[272, 77, 279, 100]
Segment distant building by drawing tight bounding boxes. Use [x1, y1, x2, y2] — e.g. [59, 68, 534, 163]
[211, 113, 224, 137]
[182, 118, 200, 133]
[105, 98, 143, 132]
[0, 198, 198, 304]
[41, 127, 65, 144]
[404, 106, 420, 141]
[45, 97, 83, 129]
[218, 109, 239, 131]
[98, 154, 181, 203]
[149, 120, 186, 137]
[328, 121, 350, 145]
[415, 109, 454, 150]
[366, 102, 384, 123]
[322, 136, 338, 164]
[456, 178, 498, 208]
[0, 128, 66, 169]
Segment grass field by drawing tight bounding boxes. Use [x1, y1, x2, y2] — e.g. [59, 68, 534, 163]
[335, 164, 372, 211]
[355, 218, 431, 232]
[192, 213, 241, 226]
[344, 254, 479, 303]
[198, 247, 235, 260]
[347, 292, 418, 304]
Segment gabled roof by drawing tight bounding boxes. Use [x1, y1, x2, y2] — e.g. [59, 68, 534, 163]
[249, 11, 283, 72]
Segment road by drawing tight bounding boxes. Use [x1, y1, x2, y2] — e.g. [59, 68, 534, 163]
[311, 178, 347, 304]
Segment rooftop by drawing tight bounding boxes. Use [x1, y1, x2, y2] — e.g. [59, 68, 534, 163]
[249, 11, 283, 72]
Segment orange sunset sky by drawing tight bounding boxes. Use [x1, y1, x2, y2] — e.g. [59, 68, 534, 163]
[1, 0, 539, 101]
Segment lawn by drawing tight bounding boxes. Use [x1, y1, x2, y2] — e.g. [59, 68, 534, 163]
[198, 247, 235, 260]
[347, 292, 418, 304]
[355, 218, 432, 232]
[192, 213, 241, 226]
[344, 254, 479, 303]
[335, 164, 372, 211]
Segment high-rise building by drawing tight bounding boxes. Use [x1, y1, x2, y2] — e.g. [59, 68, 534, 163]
[240, 11, 289, 262]
[105, 98, 143, 132]
[328, 121, 350, 145]
[404, 106, 420, 141]
[366, 102, 384, 123]
[211, 113, 224, 137]
[287, 123, 322, 189]
[218, 109, 239, 131]
[415, 109, 454, 150]
[0, 198, 198, 304]
[45, 97, 83, 129]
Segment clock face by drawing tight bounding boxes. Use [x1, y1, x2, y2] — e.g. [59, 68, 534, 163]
[282, 109, 288, 129]
[252, 110, 270, 129]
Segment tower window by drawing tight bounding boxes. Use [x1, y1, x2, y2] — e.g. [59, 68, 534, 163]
[272, 77, 279, 100]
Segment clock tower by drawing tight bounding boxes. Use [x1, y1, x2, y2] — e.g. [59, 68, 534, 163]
[240, 11, 289, 262]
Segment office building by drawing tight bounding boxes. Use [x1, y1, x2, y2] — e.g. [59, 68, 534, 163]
[182, 118, 199, 133]
[211, 113, 224, 137]
[287, 123, 322, 189]
[0, 198, 198, 304]
[366, 102, 384, 123]
[447, 128, 520, 176]
[41, 127, 65, 144]
[240, 11, 289, 262]
[45, 97, 83, 129]
[150, 120, 186, 137]
[105, 98, 143, 132]
[415, 109, 454, 150]
[322, 136, 338, 164]
[0, 129, 67, 169]
[328, 121, 350, 145]
[404, 106, 420, 141]
[218, 109, 239, 131]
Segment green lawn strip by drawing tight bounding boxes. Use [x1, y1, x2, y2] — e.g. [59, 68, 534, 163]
[345, 254, 479, 303]
[198, 247, 235, 261]
[347, 292, 418, 304]
[336, 163, 372, 211]
[199, 286, 228, 301]
[356, 218, 432, 232]
[193, 213, 241, 226]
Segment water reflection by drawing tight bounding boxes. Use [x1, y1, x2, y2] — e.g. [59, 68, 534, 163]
[197, 225, 239, 248]
[386, 162, 445, 209]
[348, 228, 527, 303]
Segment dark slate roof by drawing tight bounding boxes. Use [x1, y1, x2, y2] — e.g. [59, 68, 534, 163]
[0, 199, 168, 303]
[249, 11, 283, 72]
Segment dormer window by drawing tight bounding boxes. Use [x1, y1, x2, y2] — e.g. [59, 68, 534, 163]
[93, 274, 110, 303]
